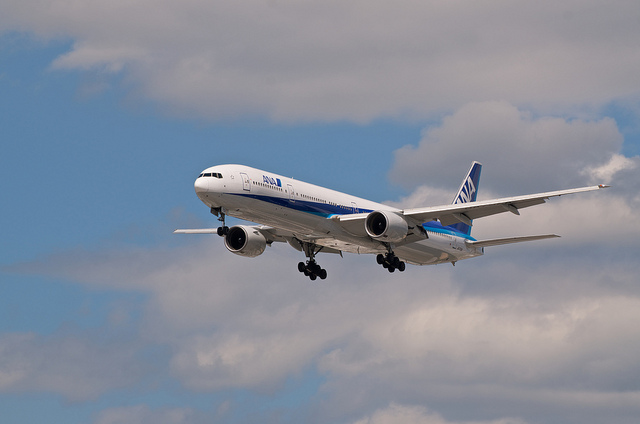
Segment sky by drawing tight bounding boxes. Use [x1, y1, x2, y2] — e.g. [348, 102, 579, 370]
[1, 1, 640, 423]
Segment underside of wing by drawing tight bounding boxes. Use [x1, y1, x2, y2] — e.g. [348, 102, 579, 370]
[331, 212, 427, 247]
[402, 185, 608, 226]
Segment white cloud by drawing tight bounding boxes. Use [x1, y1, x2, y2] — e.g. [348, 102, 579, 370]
[352, 403, 527, 424]
[93, 405, 198, 424]
[384, 185, 454, 209]
[318, 295, 640, 388]
[582, 153, 638, 184]
[2, 1, 640, 122]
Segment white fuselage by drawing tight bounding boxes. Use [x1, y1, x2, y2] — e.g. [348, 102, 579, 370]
[195, 164, 483, 265]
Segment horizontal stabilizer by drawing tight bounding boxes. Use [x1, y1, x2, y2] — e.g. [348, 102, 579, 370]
[175, 226, 296, 245]
[174, 229, 219, 234]
[465, 234, 560, 248]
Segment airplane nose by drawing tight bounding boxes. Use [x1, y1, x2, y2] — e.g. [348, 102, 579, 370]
[194, 177, 209, 194]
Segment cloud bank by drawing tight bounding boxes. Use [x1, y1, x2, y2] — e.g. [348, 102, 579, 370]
[2, 0, 640, 122]
[6, 228, 640, 423]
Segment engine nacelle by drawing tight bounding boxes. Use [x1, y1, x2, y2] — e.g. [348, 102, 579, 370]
[224, 225, 267, 257]
[365, 210, 409, 243]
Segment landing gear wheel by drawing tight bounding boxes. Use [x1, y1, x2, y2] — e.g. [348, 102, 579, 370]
[214, 208, 228, 237]
[377, 251, 406, 274]
[297, 259, 327, 281]
[296, 241, 329, 281]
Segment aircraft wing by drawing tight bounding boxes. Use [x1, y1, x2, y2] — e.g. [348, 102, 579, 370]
[402, 184, 608, 227]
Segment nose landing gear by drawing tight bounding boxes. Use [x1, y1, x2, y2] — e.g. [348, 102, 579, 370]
[211, 207, 229, 236]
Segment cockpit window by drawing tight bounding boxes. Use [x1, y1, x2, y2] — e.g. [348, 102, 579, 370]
[198, 172, 223, 178]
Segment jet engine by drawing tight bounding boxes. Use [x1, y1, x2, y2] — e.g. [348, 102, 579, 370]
[224, 225, 267, 257]
[365, 210, 409, 243]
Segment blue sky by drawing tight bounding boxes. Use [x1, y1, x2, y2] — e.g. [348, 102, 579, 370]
[2, 2, 640, 424]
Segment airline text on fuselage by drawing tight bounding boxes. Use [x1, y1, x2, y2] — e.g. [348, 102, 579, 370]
[263, 175, 282, 187]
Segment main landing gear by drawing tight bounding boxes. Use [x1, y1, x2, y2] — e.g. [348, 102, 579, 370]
[298, 260, 327, 281]
[212, 207, 229, 236]
[376, 251, 406, 273]
[297, 242, 327, 281]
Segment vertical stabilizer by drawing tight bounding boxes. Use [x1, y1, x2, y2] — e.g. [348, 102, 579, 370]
[450, 161, 482, 235]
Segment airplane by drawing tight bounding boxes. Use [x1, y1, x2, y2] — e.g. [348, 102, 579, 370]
[175, 162, 608, 280]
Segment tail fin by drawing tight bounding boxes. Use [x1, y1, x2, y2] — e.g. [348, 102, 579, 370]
[450, 161, 482, 236]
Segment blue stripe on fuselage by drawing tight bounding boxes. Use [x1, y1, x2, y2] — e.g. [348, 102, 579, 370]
[228, 192, 372, 217]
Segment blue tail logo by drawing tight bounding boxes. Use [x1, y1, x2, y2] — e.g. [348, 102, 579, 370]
[450, 161, 482, 236]
[455, 175, 478, 204]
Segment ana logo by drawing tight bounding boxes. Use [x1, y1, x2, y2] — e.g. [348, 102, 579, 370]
[456, 176, 476, 204]
[263, 175, 282, 187]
